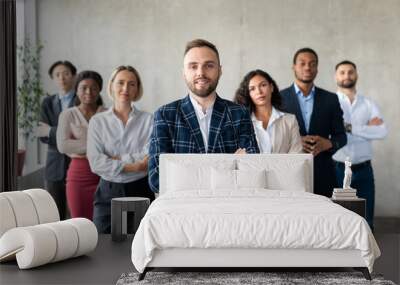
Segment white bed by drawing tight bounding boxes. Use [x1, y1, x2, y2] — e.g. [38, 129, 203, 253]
[131, 154, 380, 280]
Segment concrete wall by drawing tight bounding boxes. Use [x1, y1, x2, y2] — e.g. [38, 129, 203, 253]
[34, 0, 399, 216]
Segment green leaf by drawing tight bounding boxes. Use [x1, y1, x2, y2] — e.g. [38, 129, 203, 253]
[17, 38, 45, 139]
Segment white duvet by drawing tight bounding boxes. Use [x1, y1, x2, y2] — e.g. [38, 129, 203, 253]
[131, 190, 380, 273]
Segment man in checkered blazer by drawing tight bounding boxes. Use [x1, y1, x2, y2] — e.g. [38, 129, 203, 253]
[148, 39, 259, 192]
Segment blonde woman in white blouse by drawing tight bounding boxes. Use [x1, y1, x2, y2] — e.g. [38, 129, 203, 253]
[234, 69, 302, 153]
[57, 70, 106, 220]
[87, 66, 154, 233]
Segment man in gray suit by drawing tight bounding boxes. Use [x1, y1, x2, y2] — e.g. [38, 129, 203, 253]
[37, 61, 77, 220]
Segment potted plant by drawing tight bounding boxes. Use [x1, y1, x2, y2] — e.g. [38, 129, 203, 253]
[16, 38, 45, 176]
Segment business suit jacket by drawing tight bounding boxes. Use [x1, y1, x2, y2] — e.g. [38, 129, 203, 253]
[280, 85, 346, 196]
[253, 112, 303, 154]
[148, 95, 260, 192]
[40, 94, 75, 181]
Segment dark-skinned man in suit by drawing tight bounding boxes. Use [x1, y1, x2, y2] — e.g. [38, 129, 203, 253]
[280, 48, 346, 197]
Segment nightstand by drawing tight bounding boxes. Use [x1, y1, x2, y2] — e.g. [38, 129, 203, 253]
[111, 197, 150, 242]
[331, 197, 366, 218]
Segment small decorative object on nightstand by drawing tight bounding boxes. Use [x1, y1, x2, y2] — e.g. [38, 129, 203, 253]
[111, 197, 150, 242]
[342, 157, 353, 190]
[331, 158, 366, 217]
[332, 188, 358, 199]
[332, 157, 359, 200]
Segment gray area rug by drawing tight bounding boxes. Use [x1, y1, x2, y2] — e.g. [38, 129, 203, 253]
[117, 271, 396, 285]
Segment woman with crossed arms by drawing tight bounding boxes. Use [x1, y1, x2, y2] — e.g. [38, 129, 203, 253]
[57, 70, 105, 220]
[87, 66, 154, 233]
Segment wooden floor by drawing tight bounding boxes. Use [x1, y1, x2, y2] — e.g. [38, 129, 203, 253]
[0, 224, 399, 284]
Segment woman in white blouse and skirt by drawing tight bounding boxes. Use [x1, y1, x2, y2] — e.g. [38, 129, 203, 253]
[57, 71, 105, 220]
[234, 69, 302, 153]
[87, 66, 155, 233]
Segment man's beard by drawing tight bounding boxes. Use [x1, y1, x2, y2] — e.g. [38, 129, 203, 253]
[297, 78, 314, 84]
[294, 72, 316, 84]
[186, 76, 219, 98]
[338, 79, 357, 89]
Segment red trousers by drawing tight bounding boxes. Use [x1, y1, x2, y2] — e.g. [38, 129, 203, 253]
[66, 158, 99, 220]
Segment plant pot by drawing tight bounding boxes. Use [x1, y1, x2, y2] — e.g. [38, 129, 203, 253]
[17, 149, 26, 176]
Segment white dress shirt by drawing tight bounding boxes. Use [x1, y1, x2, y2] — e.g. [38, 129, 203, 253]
[189, 95, 214, 151]
[252, 107, 285, 154]
[333, 92, 388, 164]
[87, 104, 153, 183]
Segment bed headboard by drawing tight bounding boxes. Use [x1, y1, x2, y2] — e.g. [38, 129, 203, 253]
[159, 153, 313, 195]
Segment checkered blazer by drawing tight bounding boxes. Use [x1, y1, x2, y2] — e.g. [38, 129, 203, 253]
[148, 95, 259, 192]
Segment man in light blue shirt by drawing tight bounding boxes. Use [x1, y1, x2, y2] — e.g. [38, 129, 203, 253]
[333, 60, 388, 229]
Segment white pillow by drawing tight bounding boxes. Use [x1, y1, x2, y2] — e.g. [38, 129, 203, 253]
[238, 159, 308, 192]
[167, 162, 210, 191]
[237, 169, 267, 189]
[266, 164, 306, 191]
[166, 160, 235, 192]
[211, 168, 236, 190]
[211, 169, 267, 191]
